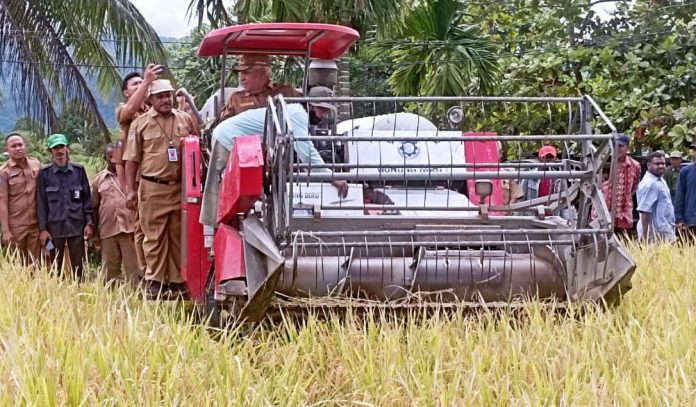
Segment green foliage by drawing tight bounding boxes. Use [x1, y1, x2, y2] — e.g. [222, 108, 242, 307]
[0, 0, 168, 142]
[348, 49, 396, 117]
[58, 101, 106, 156]
[13, 117, 46, 139]
[366, 0, 498, 120]
[168, 26, 224, 103]
[233, 0, 405, 36]
[464, 0, 696, 152]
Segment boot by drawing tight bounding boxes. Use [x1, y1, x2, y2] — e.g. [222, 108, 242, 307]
[144, 280, 166, 300]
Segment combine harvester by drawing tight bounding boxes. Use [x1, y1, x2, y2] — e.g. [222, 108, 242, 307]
[179, 23, 636, 323]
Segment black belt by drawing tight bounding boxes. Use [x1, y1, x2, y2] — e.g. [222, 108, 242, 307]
[141, 175, 178, 185]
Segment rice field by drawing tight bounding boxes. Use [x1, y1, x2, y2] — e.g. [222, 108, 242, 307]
[0, 242, 695, 405]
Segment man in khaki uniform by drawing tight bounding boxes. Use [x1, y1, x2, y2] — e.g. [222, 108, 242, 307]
[113, 66, 160, 277]
[92, 144, 139, 284]
[123, 79, 198, 299]
[220, 54, 301, 120]
[0, 133, 42, 265]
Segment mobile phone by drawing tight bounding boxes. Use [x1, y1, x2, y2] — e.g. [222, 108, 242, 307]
[155, 65, 167, 74]
[45, 239, 55, 251]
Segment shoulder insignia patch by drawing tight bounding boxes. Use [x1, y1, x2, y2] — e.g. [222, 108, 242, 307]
[127, 130, 135, 141]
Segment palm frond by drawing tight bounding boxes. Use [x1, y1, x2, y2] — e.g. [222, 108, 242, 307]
[0, 0, 168, 144]
[0, 0, 60, 131]
[188, 0, 233, 28]
[384, 0, 499, 98]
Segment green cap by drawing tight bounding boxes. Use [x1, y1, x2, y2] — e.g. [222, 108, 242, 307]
[47, 134, 69, 149]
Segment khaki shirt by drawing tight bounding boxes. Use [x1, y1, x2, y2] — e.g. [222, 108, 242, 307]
[122, 108, 195, 182]
[91, 168, 134, 239]
[222, 83, 301, 119]
[0, 157, 41, 227]
[501, 179, 524, 206]
[112, 102, 148, 165]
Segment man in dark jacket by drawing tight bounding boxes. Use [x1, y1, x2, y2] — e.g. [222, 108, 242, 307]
[37, 134, 94, 280]
[675, 141, 696, 241]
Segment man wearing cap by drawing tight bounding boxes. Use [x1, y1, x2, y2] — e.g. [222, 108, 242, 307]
[91, 143, 140, 285]
[663, 150, 683, 201]
[675, 141, 696, 240]
[220, 54, 301, 120]
[200, 85, 348, 226]
[0, 133, 42, 266]
[37, 134, 94, 280]
[122, 79, 198, 299]
[601, 134, 641, 238]
[522, 145, 563, 200]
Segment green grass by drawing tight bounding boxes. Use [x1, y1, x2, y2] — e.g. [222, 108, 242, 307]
[1, 242, 695, 405]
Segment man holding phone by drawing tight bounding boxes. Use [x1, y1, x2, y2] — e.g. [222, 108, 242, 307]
[113, 64, 161, 277]
[37, 134, 94, 281]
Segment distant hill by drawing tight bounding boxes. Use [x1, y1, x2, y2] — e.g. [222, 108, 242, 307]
[0, 80, 119, 134]
[0, 36, 180, 135]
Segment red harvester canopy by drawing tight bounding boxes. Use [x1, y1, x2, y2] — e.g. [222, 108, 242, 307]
[197, 23, 360, 59]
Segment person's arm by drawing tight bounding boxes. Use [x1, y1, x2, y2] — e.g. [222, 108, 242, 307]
[122, 118, 143, 209]
[0, 173, 12, 243]
[125, 161, 139, 210]
[119, 64, 158, 120]
[632, 161, 641, 194]
[176, 88, 202, 131]
[636, 182, 657, 240]
[289, 107, 348, 197]
[81, 167, 94, 239]
[90, 175, 101, 242]
[674, 169, 686, 228]
[638, 211, 651, 240]
[36, 171, 51, 245]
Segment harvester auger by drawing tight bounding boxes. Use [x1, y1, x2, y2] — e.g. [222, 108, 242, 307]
[179, 23, 636, 323]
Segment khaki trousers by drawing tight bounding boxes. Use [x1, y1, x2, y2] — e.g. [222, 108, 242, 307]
[101, 232, 140, 284]
[138, 180, 182, 284]
[133, 208, 147, 277]
[7, 224, 41, 266]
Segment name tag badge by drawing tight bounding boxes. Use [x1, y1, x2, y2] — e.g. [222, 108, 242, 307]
[167, 147, 179, 162]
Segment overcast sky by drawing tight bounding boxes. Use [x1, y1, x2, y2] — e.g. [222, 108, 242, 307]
[130, 0, 198, 38]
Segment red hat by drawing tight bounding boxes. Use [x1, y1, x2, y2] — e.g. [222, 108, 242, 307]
[539, 145, 557, 158]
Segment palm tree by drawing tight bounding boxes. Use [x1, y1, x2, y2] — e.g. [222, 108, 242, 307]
[0, 0, 168, 143]
[383, 0, 499, 98]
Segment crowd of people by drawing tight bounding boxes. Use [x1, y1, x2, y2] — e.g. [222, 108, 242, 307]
[1, 54, 694, 300]
[0, 55, 345, 300]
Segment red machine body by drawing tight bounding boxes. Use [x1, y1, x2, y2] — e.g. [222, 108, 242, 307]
[216, 136, 264, 226]
[463, 132, 505, 209]
[181, 136, 210, 303]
